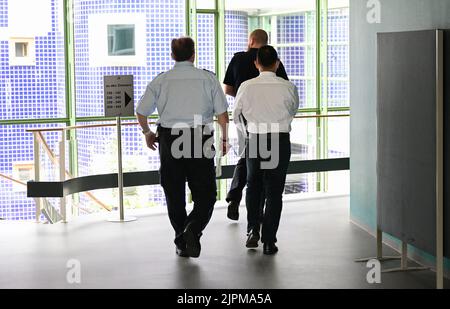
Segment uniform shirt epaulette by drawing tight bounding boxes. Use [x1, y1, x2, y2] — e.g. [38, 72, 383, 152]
[152, 71, 165, 82]
[202, 69, 216, 76]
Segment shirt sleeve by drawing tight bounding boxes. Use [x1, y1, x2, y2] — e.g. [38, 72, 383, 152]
[233, 83, 246, 129]
[289, 83, 300, 116]
[136, 81, 158, 117]
[277, 61, 289, 81]
[223, 56, 236, 86]
[212, 79, 229, 115]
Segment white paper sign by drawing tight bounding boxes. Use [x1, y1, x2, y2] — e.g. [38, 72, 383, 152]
[104, 75, 134, 117]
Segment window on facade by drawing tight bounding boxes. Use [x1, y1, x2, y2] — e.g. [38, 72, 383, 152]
[9, 38, 36, 66]
[107, 24, 136, 56]
[15, 42, 28, 57]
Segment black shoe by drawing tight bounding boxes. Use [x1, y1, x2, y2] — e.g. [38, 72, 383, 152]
[183, 224, 201, 258]
[176, 245, 189, 258]
[263, 243, 278, 255]
[246, 230, 260, 248]
[227, 201, 239, 221]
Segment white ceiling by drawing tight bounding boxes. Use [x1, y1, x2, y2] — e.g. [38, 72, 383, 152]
[225, 0, 349, 15]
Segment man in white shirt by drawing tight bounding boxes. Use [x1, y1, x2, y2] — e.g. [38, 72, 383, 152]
[233, 45, 299, 255]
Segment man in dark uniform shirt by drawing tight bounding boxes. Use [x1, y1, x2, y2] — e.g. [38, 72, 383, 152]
[223, 29, 289, 229]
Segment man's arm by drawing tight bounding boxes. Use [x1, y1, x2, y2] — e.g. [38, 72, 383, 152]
[224, 84, 236, 97]
[211, 78, 230, 155]
[217, 112, 230, 155]
[277, 61, 289, 81]
[136, 82, 158, 151]
[137, 112, 151, 133]
[232, 85, 245, 130]
[290, 84, 300, 116]
[223, 56, 236, 97]
[137, 113, 157, 151]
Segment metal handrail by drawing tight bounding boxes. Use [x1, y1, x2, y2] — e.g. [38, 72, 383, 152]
[27, 113, 350, 223]
[25, 114, 350, 133]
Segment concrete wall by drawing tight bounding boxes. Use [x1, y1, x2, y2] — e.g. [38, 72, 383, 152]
[350, 0, 450, 271]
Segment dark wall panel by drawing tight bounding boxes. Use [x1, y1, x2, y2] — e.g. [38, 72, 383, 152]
[377, 30, 439, 255]
[444, 30, 450, 258]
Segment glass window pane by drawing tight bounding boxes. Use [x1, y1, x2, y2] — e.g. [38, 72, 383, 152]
[0, 0, 66, 120]
[74, 0, 186, 118]
[327, 114, 349, 159]
[197, 14, 216, 73]
[327, 0, 349, 108]
[225, 0, 317, 109]
[327, 170, 350, 194]
[76, 121, 167, 211]
[108, 24, 136, 56]
[15, 42, 28, 57]
[285, 116, 318, 195]
[197, 0, 216, 10]
[196, 13, 216, 73]
[0, 123, 64, 221]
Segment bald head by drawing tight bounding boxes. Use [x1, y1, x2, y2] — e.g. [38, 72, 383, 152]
[248, 29, 269, 49]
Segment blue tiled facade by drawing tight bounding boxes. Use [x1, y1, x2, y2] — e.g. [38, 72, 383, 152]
[74, 0, 186, 118]
[197, 13, 216, 72]
[0, 0, 7, 28]
[327, 8, 349, 108]
[0, 0, 65, 220]
[0, 0, 65, 121]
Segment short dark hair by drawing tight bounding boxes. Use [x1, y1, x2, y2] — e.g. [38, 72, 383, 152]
[171, 37, 195, 62]
[249, 29, 268, 45]
[257, 45, 279, 68]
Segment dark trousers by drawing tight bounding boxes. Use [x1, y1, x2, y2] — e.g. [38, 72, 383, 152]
[246, 133, 291, 243]
[158, 127, 217, 247]
[226, 152, 265, 228]
[226, 157, 247, 203]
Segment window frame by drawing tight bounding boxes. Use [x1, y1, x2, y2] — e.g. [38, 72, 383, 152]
[9, 37, 36, 66]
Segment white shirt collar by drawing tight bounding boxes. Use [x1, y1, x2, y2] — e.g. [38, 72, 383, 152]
[258, 71, 277, 77]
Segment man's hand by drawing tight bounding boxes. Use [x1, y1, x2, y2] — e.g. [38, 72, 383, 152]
[221, 139, 230, 155]
[145, 132, 158, 151]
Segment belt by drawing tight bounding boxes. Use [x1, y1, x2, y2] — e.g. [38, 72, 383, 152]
[157, 125, 214, 136]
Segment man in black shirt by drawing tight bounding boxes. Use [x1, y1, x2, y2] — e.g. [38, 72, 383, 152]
[223, 29, 289, 226]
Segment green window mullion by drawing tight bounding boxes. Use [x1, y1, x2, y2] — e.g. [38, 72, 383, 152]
[64, 0, 78, 180]
[328, 107, 350, 113]
[320, 0, 329, 192]
[315, 0, 322, 192]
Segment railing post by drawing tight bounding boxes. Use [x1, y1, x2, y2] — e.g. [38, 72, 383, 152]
[60, 131, 67, 223]
[107, 117, 136, 223]
[33, 132, 42, 223]
[401, 241, 408, 270]
[376, 228, 383, 259]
